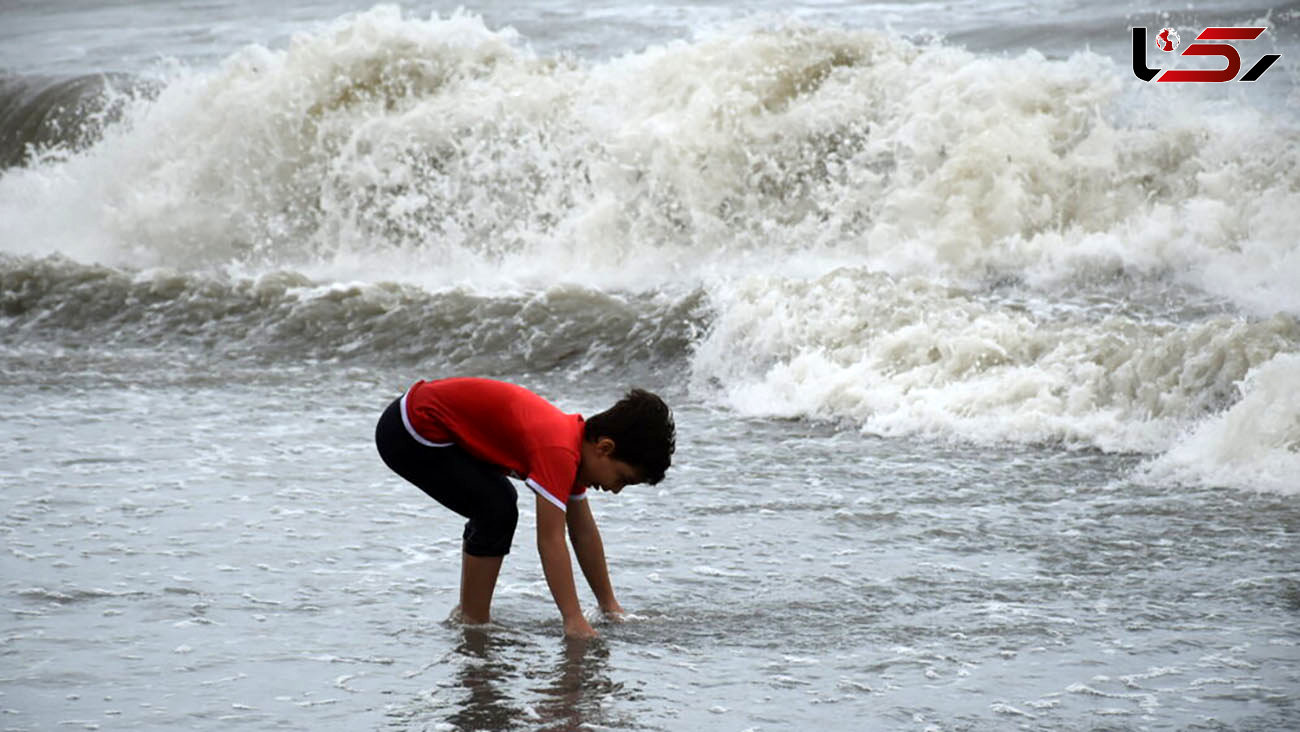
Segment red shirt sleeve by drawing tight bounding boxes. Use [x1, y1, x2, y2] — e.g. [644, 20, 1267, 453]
[525, 445, 584, 510]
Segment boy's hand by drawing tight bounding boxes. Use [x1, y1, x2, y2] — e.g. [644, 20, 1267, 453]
[564, 615, 598, 640]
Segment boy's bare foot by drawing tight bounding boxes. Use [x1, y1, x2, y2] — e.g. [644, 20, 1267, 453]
[564, 615, 598, 639]
[447, 604, 491, 626]
[598, 601, 626, 623]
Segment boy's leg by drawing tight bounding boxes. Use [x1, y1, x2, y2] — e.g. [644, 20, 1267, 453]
[457, 482, 518, 624]
[455, 464, 518, 624]
[375, 397, 519, 623]
[459, 552, 505, 624]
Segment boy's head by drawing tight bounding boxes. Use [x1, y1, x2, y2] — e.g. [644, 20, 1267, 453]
[579, 389, 675, 493]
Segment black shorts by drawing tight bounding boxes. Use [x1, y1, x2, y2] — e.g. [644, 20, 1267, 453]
[374, 397, 519, 557]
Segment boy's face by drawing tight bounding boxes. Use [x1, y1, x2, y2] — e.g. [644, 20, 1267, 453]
[579, 437, 644, 494]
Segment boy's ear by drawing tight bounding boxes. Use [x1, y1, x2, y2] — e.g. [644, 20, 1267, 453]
[595, 437, 616, 456]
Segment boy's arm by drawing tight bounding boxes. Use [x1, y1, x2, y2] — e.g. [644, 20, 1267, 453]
[535, 494, 597, 639]
[565, 498, 623, 616]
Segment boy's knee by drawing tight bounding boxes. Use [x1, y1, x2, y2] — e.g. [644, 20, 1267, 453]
[500, 499, 519, 526]
[462, 526, 515, 557]
[462, 502, 518, 557]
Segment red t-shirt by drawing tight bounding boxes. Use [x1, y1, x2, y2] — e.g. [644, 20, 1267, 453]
[401, 378, 587, 510]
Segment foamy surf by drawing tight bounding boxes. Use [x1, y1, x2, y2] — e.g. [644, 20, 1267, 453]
[1140, 353, 1300, 494]
[1, 6, 1296, 492]
[692, 268, 1298, 460]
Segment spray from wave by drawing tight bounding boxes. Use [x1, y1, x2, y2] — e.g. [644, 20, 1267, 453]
[692, 268, 1297, 452]
[1141, 353, 1300, 495]
[1, 6, 1296, 492]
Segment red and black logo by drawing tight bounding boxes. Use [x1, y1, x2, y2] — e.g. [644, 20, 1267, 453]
[1132, 26, 1281, 82]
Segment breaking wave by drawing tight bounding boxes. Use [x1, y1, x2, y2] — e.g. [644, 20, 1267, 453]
[0, 254, 704, 375]
[1, 6, 1296, 491]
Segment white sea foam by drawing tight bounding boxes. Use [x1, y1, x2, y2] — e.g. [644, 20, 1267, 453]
[0, 7, 1296, 490]
[3, 9, 1295, 295]
[1140, 354, 1300, 494]
[693, 269, 1298, 452]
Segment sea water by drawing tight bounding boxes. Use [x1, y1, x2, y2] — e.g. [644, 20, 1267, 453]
[1, 2, 1298, 730]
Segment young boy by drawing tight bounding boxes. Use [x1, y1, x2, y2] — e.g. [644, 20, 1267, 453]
[374, 378, 675, 639]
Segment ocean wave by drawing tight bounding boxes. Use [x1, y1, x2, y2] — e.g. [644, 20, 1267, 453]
[0, 72, 144, 170]
[1, 7, 1297, 490]
[1139, 353, 1300, 494]
[0, 7, 1294, 306]
[692, 268, 1299, 455]
[0, 255, 705, 374]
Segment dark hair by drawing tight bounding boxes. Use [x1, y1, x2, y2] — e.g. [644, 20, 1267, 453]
[584, 389, 675, 485]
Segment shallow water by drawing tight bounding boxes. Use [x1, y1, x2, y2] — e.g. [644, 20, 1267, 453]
[3, 361, 1297, 730]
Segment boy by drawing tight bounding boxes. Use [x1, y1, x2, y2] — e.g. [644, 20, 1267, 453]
[374, 378, 675, 639]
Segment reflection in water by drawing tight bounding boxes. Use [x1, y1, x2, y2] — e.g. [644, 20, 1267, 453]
[527, 637, 619, 732]
[443, 627, 525, 731]
[393, 626, 628, 732]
